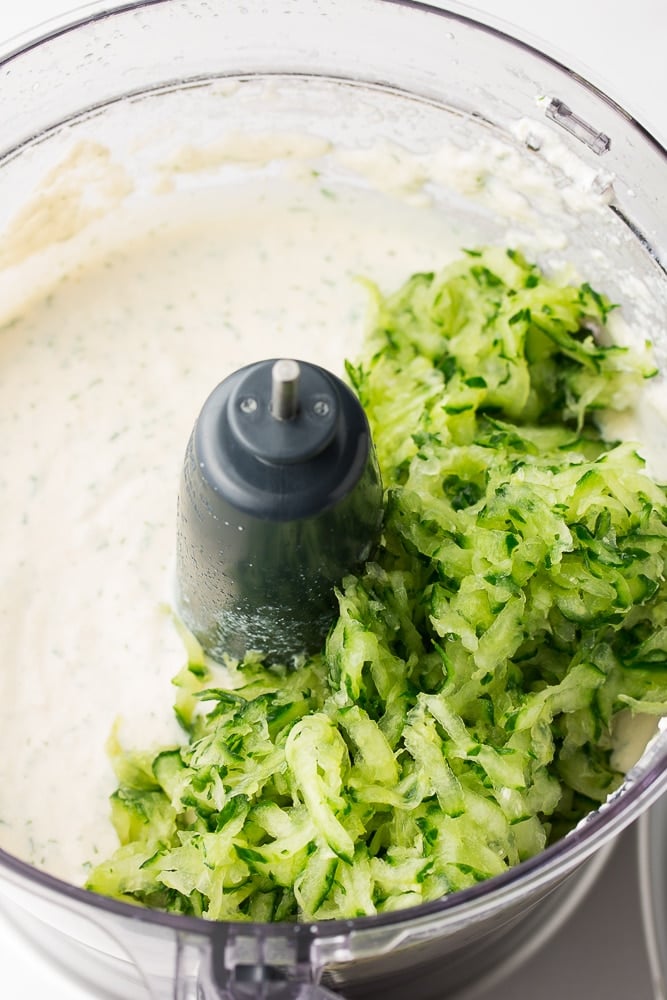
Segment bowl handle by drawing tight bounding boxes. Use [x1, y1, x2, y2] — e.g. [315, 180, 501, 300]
[200, 985, 345, 1000]
[190, 930, 347, 1000]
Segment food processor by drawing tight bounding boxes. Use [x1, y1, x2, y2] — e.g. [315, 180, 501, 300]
[1, 2, 667, 998]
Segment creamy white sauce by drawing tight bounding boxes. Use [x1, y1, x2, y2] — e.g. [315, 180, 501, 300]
[0, 174, 470, 882]
[0, 127, 664, 887]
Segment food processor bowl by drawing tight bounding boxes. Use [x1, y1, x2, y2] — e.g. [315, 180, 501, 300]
[1, 2, 667, 998]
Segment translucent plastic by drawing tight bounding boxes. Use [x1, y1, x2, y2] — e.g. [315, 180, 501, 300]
[1, 2, 666, 998]
[639, 797, 667, 1000]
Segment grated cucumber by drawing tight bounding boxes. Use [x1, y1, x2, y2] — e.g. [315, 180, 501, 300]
[87, 247, 667, 921]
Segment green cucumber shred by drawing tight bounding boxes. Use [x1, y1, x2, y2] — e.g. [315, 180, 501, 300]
[87, 247, 667, 921]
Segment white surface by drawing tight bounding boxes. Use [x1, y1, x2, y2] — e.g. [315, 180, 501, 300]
[0, 904, 92, 999]
[0, 1, 665, 998]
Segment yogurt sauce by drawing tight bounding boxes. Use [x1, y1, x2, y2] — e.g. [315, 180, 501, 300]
[0, 141, 664, 887]
[0, 173, 474, 883]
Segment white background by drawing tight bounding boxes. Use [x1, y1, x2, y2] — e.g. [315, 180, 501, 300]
[0, 1, 665, 998]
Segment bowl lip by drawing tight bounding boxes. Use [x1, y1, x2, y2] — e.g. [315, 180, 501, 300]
[0, 0, 665, 162]
[0, 0, 666, 941]
[2, 747, 667, 939]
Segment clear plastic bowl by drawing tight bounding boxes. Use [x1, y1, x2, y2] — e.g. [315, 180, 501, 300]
[1, 2, 666, 998]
